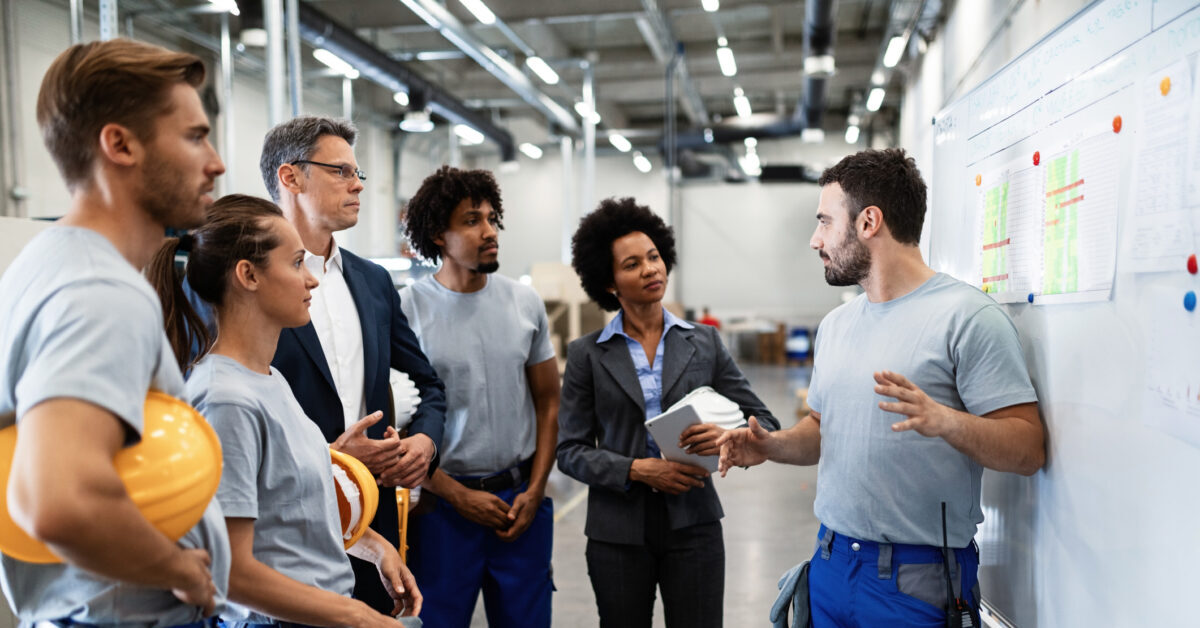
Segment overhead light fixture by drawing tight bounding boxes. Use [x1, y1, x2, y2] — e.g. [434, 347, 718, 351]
[454, 124, 485, 145]
[803, 54, 836, 77]
[608, 133, 632, 153]
[313, 49, 359, 79]
[393, 91, 409, 107]
[744, 137, 757, 148]
[845, 125, 861, 144]
[866, 87, 885, 112]
[498, 159, 519, 173]
[399, 109, 434, 133]
[574, 101, 601, 125]
[458, 0, 496, 25]
[871, 70, 886, 85]
[716, 41, 738, 77]
[848, 114, 861, 126]
[882, 35, 906, 68]
[371, 257, 413, 272]
[240, 27, 267, 47]
[632, 151, 652, 173]
[801, 128, 825, 143]
[208, 0, 240, 16]
[703, 128, 714, 143]
[525, 56, 560, 85]
[519, 142, 543, 159]
[702, 0, 719, 12]
[733, 87, 752, 119]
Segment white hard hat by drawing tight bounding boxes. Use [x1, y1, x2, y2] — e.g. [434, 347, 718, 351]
[389, 369, 421, 431]
[665, 386, 746, 430]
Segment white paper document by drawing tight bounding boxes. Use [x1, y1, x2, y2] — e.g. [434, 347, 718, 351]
[1142, 285, 1200, 448]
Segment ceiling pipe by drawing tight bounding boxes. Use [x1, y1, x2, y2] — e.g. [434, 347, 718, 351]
[288, 1, 516, 161]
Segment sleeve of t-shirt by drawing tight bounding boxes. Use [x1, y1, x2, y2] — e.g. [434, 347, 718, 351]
[202, 402, 265, 519]
[525, 289, 555, 366]
[14, 279, 162, 436]
[953, 304, 1039, 417]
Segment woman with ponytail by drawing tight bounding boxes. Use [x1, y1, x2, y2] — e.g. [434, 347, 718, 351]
[147, 194, 421, 627]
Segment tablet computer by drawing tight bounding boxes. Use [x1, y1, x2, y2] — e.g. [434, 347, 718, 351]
[645, 404, 719, 473]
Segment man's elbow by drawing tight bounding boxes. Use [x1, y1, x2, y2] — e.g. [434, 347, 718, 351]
[9, 488, 85, 546]
[1017, 446, 1046, 476]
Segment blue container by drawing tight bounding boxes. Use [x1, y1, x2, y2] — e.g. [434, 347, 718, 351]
[785, 327, 811, 361]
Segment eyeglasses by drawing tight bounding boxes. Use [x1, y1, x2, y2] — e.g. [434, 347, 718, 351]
[291, 159, 366, 182]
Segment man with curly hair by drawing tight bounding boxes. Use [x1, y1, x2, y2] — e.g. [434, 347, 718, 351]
[399, 165, 559, 628]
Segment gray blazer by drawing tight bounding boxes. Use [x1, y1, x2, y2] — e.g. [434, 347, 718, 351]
[557, 321, 780, 545]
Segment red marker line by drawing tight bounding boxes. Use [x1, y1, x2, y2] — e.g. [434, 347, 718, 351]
[982, 238, 1011, 251]
[1045, 179, 1085, 198]
[983, 274, 1010, 283]
[1045, 219, 1061, 226]
[1056, 195, 1085, 209]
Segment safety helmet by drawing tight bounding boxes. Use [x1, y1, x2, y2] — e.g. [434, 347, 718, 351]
[330, 449, 378, 549]
[666, 386, 746, 429]
[0, 391, 223, 564]
[389, 369, 421, 431]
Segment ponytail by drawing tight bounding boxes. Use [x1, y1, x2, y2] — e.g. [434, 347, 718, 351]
[147, 236, 213, 373]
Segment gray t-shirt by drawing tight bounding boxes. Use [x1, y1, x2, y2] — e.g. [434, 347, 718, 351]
[808, 272, 1038, 548]
[0, 226, 230, 626]
[187, 354, 355, 624]
[400, 274, 555, 476]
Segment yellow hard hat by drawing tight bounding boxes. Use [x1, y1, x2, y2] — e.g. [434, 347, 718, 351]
[330, 449, 378, 549]
[0, 391, 223, 564]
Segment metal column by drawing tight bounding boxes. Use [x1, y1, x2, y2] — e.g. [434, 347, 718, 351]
[285, 0, 302, 116]
[69, 0, 83, 44]
[560, 136, 575, 265]
[342, 76, 353, 120]
[580, 60, 596, 219]
[98, 0, 117, 41]
[2, 0, 26, 217]
[447, 125, 460, 167]
[263, 0, 286, 125]
[218, 13, 235, 196]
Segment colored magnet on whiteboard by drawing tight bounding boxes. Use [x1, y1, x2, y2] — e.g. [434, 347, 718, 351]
[1112, 115, 1122, 133]
[1185, 291, 1196, 312]
[1189, 254, 1198, 274]
[1033, 151, 1040, 166]
[1161, 77, 1172, 96]
[975, 174, 982, 186]
[1027, 293, 1035, 304]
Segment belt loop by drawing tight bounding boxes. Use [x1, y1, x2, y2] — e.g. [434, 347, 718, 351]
[819, 526, 835, 560]
[877, 543, 893, 579]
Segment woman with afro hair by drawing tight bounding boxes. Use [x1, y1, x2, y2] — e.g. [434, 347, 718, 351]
[556, 197, 780, 627]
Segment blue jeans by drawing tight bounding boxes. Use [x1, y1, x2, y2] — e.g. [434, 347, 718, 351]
[408, 481, 554, 628]
[808, 524, 980, 628]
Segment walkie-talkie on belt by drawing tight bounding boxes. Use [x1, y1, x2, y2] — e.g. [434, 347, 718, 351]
[941, 502, 975, 628]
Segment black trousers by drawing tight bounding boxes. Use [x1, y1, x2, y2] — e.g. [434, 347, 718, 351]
[584, 492, 725, 628]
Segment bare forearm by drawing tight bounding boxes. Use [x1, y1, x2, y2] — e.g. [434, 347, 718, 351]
[426, 469, 465, 504]
[228, 555, 364, 626]
[766, 415, 822, 466]
[941, 409, 1045, 475]
[347, 528, 390, 564]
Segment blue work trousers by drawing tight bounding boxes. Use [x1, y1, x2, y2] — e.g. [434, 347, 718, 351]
[408, 481, 554, 628]
[808, 524, 980, 628]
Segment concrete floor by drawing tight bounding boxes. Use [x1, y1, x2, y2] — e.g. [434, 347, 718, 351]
[469, 363, 821, 628]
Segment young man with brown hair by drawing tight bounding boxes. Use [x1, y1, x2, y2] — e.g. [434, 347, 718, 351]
[0, 39, 228, 625]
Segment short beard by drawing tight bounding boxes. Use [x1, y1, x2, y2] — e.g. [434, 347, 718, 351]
[823, 230, 871, 286]
[475, 261, 500, 274]
[139, 153, 206, 230]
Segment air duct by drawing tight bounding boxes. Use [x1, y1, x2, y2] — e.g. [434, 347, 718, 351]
[288, 2, 516, 161]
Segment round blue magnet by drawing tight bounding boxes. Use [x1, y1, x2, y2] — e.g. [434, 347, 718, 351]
[1027, 293, 1034, 304]
[1186, 291, 1197, 312]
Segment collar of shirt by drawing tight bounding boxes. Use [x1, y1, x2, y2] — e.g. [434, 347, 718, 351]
[304, 238, 344, 277]
[597, 307, 694, 344]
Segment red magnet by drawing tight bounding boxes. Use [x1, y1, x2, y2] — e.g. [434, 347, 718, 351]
[1188, 254, 1197, 274]
[1033, 151, 1041, 166]
[1112, 115, 1122, 133]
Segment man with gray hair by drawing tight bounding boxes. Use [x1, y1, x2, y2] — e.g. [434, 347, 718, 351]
[261, 115, 446, 613]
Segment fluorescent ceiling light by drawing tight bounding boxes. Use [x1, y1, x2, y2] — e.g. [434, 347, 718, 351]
[744, 137, 757, 148]
[739, 152, 761, 177]
[519, 143, 543, 159]
[716, 45, 737, 77]
[240, 27, 267, 47]
[393, 91, 409, 107]
[208, 0, 240, 15]
[845, 125, 861, 144]
[803, 54, 835, 76]
[866, 87, 885, 112]
[702, 0, 719, 12]
[608, 133, 632, 153]
[458, 0, 496, 25]
[633, 151, 652, 173]
[574, 101, 601, 124]
[399, 110, 434, 133]
[717, 36, 728, 46]
[883, 36, 906, 68]
[313, 49, 359, 79]
[801, 128, 825, 143]
[454, 124, 485, 145]
[498, 160, 519, 173]
[371, 257, 413, 272]
[848, 114, 861, 126]
[733, 91, 752, 119]
[525, 56, 560, 85]
[871, 70, 886, 85]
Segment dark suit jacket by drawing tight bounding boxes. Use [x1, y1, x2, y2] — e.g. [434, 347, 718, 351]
[556, 320, 779, 546]
[271, 246, 446, 546]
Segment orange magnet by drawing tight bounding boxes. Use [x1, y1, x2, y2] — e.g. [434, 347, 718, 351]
[975, 174, 982, 186]
[1161, 76, 1172, 96]
[1033, 151, 1040, 166]
[1112, 115, 1122, 133]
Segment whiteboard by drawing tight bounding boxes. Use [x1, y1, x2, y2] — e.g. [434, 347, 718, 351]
[930, 1, 1200, 626]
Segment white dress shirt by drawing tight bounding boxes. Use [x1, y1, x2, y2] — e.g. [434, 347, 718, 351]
[304, 240, 367, 430]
